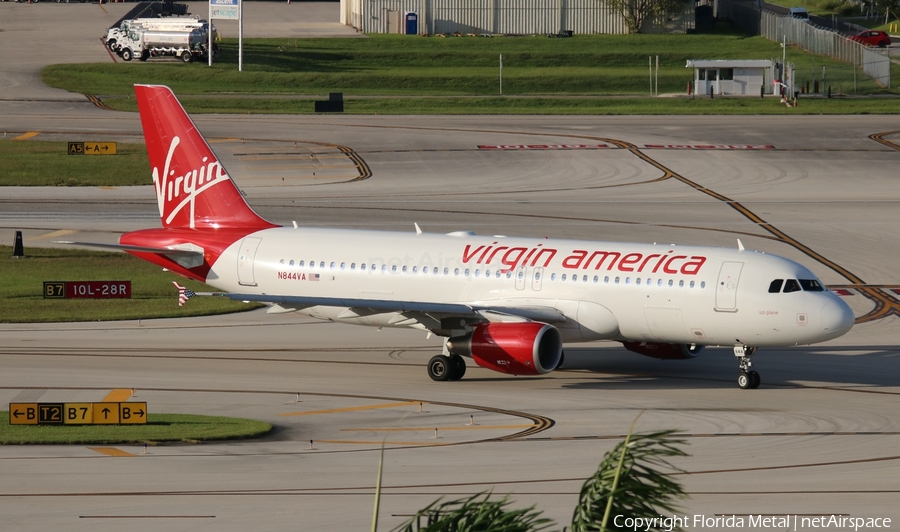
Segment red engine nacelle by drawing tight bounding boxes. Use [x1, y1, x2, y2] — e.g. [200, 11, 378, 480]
[622, 341, 705, 360]
[447, 322, 563, 376]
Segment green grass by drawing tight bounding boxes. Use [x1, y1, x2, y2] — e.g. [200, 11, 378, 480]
[40, 33, 899, 115]
[0, 412, 272, 444]
[0, 245, 258, 323]
[0, 140, 149, 186]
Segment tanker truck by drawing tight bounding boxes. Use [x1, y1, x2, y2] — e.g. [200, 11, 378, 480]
[115, 21, 217, 63]
[105, 17, 206, 55]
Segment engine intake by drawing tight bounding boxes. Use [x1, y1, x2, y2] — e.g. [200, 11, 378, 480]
[622, 341, 705, 360]
[447, 322, 562, 376]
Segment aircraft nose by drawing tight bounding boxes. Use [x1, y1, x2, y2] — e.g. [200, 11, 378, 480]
[822, 298, 855, 336]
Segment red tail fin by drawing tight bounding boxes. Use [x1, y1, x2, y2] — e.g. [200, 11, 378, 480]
[135, 85, 275, 231]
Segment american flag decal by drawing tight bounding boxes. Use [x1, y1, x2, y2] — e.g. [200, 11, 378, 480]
[310, 273, 319, 281]
[173, 281, 196, 307]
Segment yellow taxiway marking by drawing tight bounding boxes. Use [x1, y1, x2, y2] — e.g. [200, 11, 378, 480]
[30, 229, 75, 241]
[314, 440, 441, 446]
[12, 131, 40, 141]
[244, 164, 358, 171]
[102, 388, 134, 403]
[278, 401, 420, 417]
[341, 424, 535, 432]
[89, 447, 137, 457]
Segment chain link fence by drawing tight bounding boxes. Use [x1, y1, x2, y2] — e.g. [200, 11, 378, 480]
[719, 0, 890, 88]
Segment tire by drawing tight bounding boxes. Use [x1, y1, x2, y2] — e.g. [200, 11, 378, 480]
[738, 372, 751, 389]
[181, 52, 192, 63]
[139, 51, 149, 62]
[449, 355, 466, 381]
[749, 371, 761, 389]
[121, 48, 133, 62]
[427, 355, 452, 382]
[879, 41, 888, 48]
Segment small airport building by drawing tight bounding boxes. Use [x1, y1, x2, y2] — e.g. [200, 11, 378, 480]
[686, 59, 774, 96]
[340, 0, 696, 35]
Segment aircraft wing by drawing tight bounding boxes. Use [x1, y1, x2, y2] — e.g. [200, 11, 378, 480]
[199, 291, 567, 324]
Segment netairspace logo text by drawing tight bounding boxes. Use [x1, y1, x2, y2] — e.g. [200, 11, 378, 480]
[614, 514, 892, 532]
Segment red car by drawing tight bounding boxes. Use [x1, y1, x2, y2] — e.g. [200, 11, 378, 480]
[849, 30, 892, 48]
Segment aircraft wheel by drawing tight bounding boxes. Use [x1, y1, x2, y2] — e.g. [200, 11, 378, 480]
[449, 355, 466, 381]
[738, 372, 752, 389]
[749, 370, 761, 389]
[427, 355, 452, 382]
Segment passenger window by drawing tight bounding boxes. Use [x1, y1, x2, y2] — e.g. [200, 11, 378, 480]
[391, 265, 397, 272]
[593, 275, 598, 283]
[350, 263, 356, 270]
[289, 260, 295, 267]
[551, 273, 557, 281]
[402, 266, 408, 273]
[299, 261, 305, 267]
[340, 262, 346, 270]
[783, 279, 801, 293]
[444, 267, 449, 275]
[636, 278, 642, 285]
[690, 281, 695, 288]
[582, 275, 588, 283]
[465, 269, 470, 276]
[768, 279, 784, 293]
[668, 279, 673, 287]
[475, 269, 480, 277]
[330, 262, 336, 269]
[562, 274, 567, 281]
[454, 268, 460, 276]
[280, 259, 285, 265]
[360, 263, 365, 270]
[701, 281, 706, 289]
[615, 277, 620, 284]
[799, 279, 824, 292]
[319, 261, 325, 268]
[678, 280, 684, 287]
[604, 276, 609, 284]
[485, 270, 490, 277]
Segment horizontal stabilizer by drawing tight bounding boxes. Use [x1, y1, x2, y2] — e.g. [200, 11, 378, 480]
[55, 241, 205, 269]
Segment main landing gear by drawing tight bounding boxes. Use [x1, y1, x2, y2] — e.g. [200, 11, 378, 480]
[734, 345, 760, 389]
[427, 354, 466, 382]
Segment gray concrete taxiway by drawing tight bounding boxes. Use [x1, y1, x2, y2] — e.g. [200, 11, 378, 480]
[2, 2, 900, 531]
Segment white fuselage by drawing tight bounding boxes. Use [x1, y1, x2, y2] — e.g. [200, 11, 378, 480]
[205, 227, 853, 348]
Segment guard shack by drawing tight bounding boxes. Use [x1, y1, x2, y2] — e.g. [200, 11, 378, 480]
[687, 60, 773, 96]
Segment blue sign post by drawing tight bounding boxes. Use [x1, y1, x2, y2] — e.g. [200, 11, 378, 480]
[209, 0, 242, 69]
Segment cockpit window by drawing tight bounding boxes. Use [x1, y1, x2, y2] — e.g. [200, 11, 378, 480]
[799, 279, 824, 292]
[783, 279, 801, 293]
[768, 279, 784, 293]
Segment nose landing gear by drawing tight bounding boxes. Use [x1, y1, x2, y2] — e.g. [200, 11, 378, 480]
[734, 345, 760, 389]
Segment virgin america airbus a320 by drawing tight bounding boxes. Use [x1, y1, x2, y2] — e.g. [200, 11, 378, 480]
[64, 85, 855, 389]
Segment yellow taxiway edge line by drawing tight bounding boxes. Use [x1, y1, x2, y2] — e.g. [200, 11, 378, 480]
[12, 131, 40, 141]
[101, 388, 134, 403]
[313, 440, 441, 446]
[340, 424, 535, 432]
[278, 401, 420, 417]
[89, 447, 137, 457]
